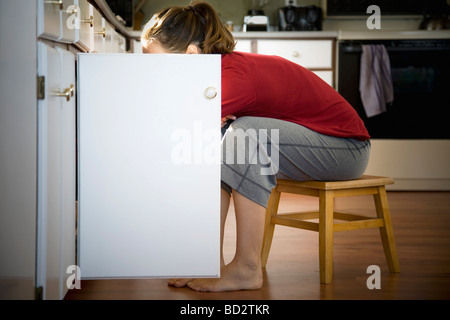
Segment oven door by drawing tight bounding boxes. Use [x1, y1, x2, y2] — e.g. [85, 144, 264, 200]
[338, 39, 450, 139]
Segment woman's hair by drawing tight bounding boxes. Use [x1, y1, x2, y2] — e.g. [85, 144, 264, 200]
[141, 1, 236, 54]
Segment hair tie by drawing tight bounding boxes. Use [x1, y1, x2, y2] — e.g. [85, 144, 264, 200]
[188, 5, 206, 25]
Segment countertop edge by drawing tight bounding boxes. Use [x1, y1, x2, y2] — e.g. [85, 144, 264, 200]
[232, 30, 450, 40]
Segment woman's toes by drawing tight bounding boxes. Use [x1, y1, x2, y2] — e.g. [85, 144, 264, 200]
[168, 278, 193, 288]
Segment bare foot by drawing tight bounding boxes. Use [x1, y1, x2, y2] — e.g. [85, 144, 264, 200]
[168, 278, 193, 288]
[186, 260, 263, 292]
[168, 260, 226, 288]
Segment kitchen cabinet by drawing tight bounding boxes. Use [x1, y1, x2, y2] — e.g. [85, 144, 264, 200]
[77, 54, 221, 278]
[2, 0, 131, 300]
[92, 6, 105, 52]
[73, 0, 94, 52]
[233, 33, 337, 88]
[235, 39, 252, 53]
[366, 140, 450, 190]
[111, 29, 126, 53]
[256, 39, 335, 87]
[38, 0, 76, 43]
[36, 42, 76, 300]
[257, 40, 333, 69]
[0, 0, 38, 300]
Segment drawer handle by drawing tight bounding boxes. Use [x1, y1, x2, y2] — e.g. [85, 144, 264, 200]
[65, 6, 79, 15]
[45, 0, 63, 10]
[81, 15, 94, 28]
[205, 87, 217, 99]
[55, 87, 72, 102]
[292, 51, 301, 58]
[95, 27, 106, 38]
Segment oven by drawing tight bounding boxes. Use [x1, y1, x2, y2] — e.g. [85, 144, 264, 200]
[337, 38, 450, 139]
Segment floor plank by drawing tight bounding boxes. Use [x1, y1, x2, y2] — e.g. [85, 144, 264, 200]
[65, 192, 450, 300]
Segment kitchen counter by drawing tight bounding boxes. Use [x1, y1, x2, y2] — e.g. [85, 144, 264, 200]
[338, 30, 450, 40]
[232, 30, 450, 40]
[232, 31, 339, 39]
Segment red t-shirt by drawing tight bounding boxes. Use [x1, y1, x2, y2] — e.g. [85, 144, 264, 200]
[221, 51, 370, 141]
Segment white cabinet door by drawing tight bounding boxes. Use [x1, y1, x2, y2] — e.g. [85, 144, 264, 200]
[257, 40, 333, 69]
[0, 0, 37, 299]
[111, 29, 126, 53]
[92, 8, 105, 53]
[104, 20, 114, 53]
[56, 47, 76, 299]
[73, 0, 94, 52]
[235, 40, 252, 53]
[37, 0, 76, 43]
[37, 42, 76, 300]
[59, 0, 76, 43]
[312, 71, 333, 87]
[37, 42, 62, 300]
[77, 54, 221, 279]
[38, 0, 63, 41]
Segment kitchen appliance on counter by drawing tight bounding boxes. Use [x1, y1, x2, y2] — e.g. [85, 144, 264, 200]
[419, 0, 450, 30]
[278, 5, 323, 31]
[243, 9, 270, 32]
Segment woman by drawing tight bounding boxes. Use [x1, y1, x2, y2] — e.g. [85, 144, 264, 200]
[141, 1, 370, 292]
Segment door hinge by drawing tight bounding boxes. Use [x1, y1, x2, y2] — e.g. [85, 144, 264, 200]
[35, 286, 43, 300]
[37, 76, 45, 100]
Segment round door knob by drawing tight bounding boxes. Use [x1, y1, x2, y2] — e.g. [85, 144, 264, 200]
[292, 51, 300, 58]
[205, 87, 217, 99]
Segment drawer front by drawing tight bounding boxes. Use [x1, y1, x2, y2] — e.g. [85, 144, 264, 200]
[313, 71, 333, 87]
[37, 0, 63, 41]
[111, 30, 126, 53]
[235, 39, 252, 53]
[59, 0, 76, 43]
[104, 20, 114, 53]
[74, 0, 94, 52]
[92, 8, 105, 53]
[257, 40, 332, 69]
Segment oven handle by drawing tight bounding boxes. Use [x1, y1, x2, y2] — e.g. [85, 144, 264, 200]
[342, 44, 450, 53]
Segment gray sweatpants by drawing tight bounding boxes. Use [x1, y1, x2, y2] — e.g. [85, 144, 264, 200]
[221, 117, 371, 208]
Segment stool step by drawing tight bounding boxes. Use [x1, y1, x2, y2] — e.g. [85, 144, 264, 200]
[271, 211, 385, 232]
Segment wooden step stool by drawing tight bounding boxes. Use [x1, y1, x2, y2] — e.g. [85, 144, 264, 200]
[261, 175, 400, 284]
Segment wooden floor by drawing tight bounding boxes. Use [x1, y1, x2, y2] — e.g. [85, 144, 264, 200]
[65, 191, 450, 300]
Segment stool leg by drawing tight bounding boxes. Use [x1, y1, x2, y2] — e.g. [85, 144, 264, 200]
[261, 189, 281, 268]
[319, 190, 334, 284]
[374, 186, 400, 273]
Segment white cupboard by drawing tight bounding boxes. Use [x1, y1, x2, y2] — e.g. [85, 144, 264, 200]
[257, 39, 335, 87]
[73, 0, 95, 52]
[36, 42, 76, 300]
[235, 39, 252, 53]
[37, 0, 77, 43]
[257, 40, 333, 69]
[77, 54, 221, 279]
[0, 0, 38, 300]
[59, 0, 77, 43]
[92, 7, 106, 53]
[37, 0, 63, 41]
